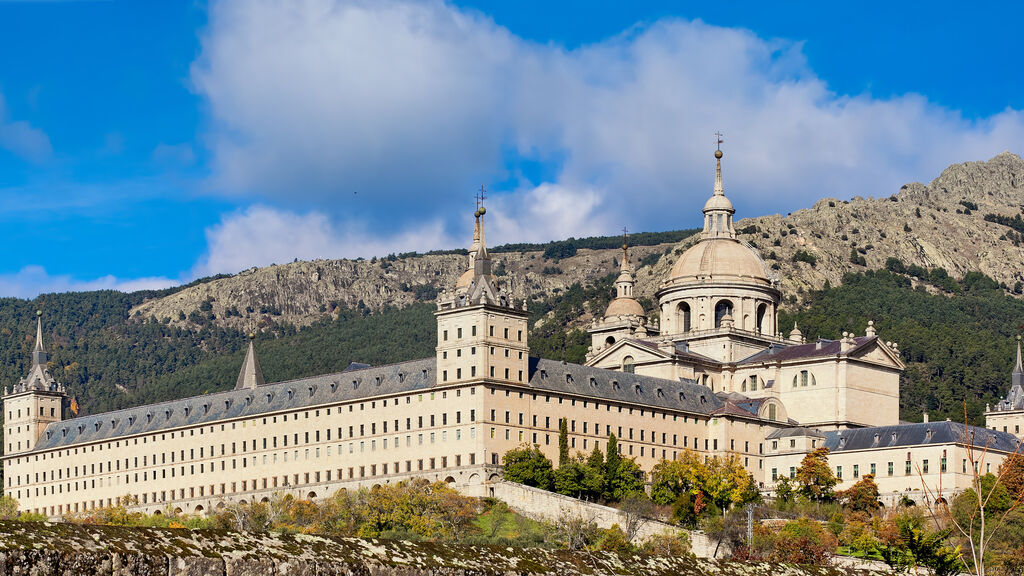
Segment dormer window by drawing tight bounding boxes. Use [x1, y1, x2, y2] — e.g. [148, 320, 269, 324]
[634, 384, 642, 395]
[128, 416, 136, 426]
[164, 409, 171, 419]
[61, 428, 67, 438]
[77, 425, 84, 434]
[540, 370, 548, 379]
[612, 380, 620, 390]
[699, 395, 706, 404]
[225, 400, 232, 410]
[656, 387, 664, 398]
[589, 377, 597, 388]
[421, 369, 428, 379]
[679, 391, 686, 401]
[375, 376, 382, 386]
[308, 385, 316, 397]
[265, 393, 274, 403]
[398, 373, 405, 383]
[94, 422, 101, 432]
[245, 395, 253, 406]
[330, 381, 338, 393]
[352, 379, 360, 389]
[203, 403, 210, 414]
[183, 407, 190, 417]
[566, 374, 573, 384]
[286, 388, 294, 400]
[146, 413, 153, 423]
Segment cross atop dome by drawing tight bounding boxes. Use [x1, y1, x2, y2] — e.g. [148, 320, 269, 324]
[701, 140, 735, 240]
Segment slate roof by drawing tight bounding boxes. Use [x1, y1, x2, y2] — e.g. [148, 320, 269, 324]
[766, 427, 827, 440]
[29, 356, 723, 453]
[823, 422, 1021, 453]
[624, 338, 721, 364]
[736, 336, 876, 365]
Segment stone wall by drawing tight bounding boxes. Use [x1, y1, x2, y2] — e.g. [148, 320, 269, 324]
[0, 521, 887, 576]
[464, 480, 721, 558]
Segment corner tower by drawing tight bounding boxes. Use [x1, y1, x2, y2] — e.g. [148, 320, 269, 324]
[436, 202, 529, 386]
[3, 311, 67, 454]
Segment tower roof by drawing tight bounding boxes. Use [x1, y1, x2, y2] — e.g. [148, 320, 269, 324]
[235, 335, 266, 390]
[605, 240, 645, 319]
[10, 311, 63, 396]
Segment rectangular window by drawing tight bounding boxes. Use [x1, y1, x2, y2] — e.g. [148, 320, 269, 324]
[836, 465, 842, 479]
[888, 462, 894, 476]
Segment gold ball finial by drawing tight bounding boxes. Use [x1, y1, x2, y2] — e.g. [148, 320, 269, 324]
[36, 309, 42, 317]
[477, 206, 486, 215]
[248, 332, 256, 340]
[714, 149, 723, 159]
[622, 243, 628, 251]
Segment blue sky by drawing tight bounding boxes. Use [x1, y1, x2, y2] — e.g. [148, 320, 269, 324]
[0, 0, 1021, 297]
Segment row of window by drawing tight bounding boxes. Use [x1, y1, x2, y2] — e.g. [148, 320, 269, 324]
[442, 325, 522, 341]
[15, 453, 479, 514]
[9, 427, 479, 488]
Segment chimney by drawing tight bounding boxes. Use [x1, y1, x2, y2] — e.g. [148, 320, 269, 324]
[840, 332, 855, 354]
[923, 412, 929, 423]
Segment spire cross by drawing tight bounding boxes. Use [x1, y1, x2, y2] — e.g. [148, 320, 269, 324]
[621, 226, 629, 242]
[476, 185, 487, 210]
[715, 131, 724, 150]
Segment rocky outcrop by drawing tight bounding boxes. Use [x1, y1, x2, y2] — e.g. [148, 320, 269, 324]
[131, 152, 1024, 329]
[650, 152, 1024, 302]
[0, 521, 886, 576]
[130, 244, 675, 330]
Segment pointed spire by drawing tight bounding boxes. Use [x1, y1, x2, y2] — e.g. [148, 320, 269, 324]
[235, 333, 266, 390]
[32, 310, 47, 366]
[713, 151, 724, 197]
[700, 137, 736, 240]
[468, 210, 482, 268]
[472, 203, 491, 277]
[1014, 335, 1022, 375]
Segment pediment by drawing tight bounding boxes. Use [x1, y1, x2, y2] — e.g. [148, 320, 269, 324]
[586, 338, 670, 368]
[849, 340, 905, 369]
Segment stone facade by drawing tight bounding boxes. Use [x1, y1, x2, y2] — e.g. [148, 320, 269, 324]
[3, 147, 1019, 519]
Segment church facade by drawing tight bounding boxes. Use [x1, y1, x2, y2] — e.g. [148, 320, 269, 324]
[3, 149, 1020, 518]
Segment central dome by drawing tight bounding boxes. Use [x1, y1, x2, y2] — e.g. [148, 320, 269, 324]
[667, 238, 772, 286]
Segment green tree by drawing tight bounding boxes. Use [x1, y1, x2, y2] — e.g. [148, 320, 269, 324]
[795, 447, 840, 502]
[604, 434, 621, 501]
[502, 444, 554, 490]
[558, 418, 569, 468]
[554, 458, 586, 498]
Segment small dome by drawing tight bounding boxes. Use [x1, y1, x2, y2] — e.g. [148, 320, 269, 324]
[703, 194, 734, 213]
[455, 268, 474, 289]
[605, 297, 646, 318]
[667, 238, 771, 286]
[455, 269, 496, 291]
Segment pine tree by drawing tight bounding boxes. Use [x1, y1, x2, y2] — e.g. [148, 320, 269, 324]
[604, 434, 621, 501]
[558, 418, 569, 468]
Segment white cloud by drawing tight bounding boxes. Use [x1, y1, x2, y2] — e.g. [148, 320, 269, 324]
[0, 92, 51, 163]
[182, 0, 1024, 270]
[191, 205, 452, 276]
[0, 266, 176, 299]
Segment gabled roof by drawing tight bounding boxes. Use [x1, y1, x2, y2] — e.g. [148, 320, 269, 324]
[736, 336, 893, 365]
[824, 421, 1020, 453]
[621, 338, 721, 364]
[766, 427, 827, 440]
[525, 358, 722, 415]
[29, 356, 725, 453]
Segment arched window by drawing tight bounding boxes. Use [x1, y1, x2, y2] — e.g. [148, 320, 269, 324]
[756, 303, 768, 333]
[792, 370, 814, 387]
[714, 300, 733, 328]
[768, 404, 777, 421]
[678, 302, 691, 332]
[622, 356, 635, 374]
